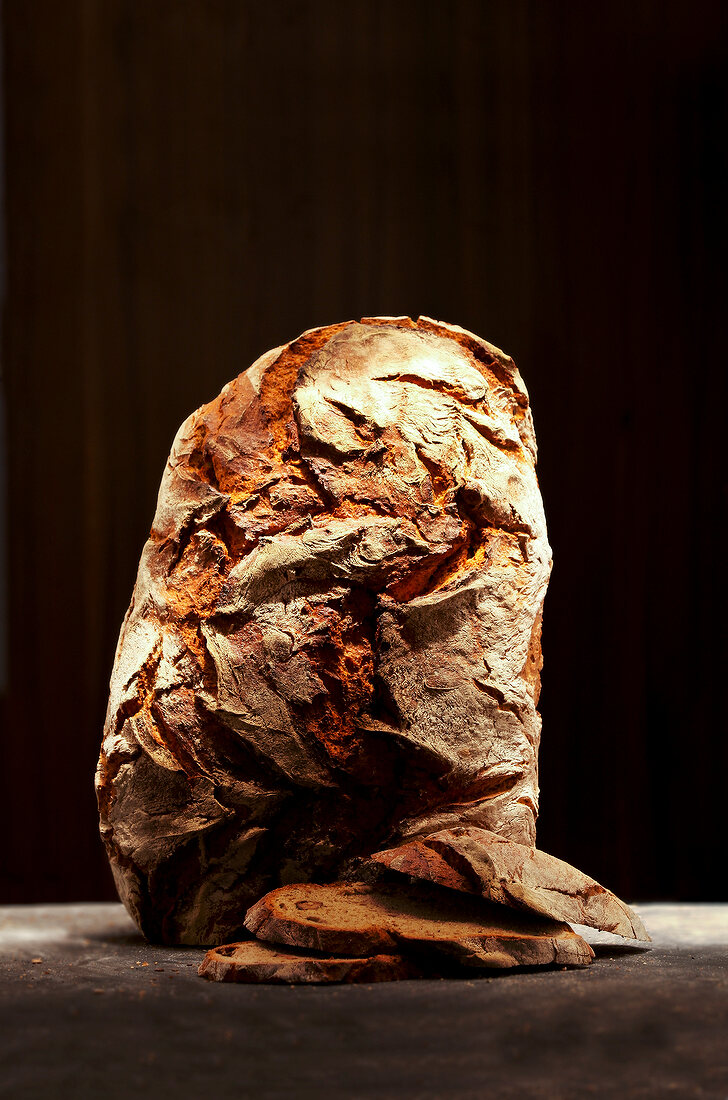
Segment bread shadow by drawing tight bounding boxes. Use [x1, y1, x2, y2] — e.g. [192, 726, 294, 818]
[82, 930, 147, 947]
[422, 944, 650, 981]
[590, 942, 652, 960]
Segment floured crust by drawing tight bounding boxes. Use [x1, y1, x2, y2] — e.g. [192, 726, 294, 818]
[243, 882, 594, 970]
[198, 938, 420, 984]
[370, 827, 650, 941]
[96, 316, 551, 945]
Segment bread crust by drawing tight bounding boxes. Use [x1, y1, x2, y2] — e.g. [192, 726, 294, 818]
[371, 827, 650, 941]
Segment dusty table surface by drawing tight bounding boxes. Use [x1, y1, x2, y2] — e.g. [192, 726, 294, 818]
[0, 902, 726, 1099]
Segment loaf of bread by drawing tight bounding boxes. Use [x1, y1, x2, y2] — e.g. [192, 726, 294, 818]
[95, 315, 633, 950]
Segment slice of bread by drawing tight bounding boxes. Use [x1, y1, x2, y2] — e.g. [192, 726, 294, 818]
[198, 937, 420, 984]
[244, 882, 594, 969]
[370, 827, 650, 941]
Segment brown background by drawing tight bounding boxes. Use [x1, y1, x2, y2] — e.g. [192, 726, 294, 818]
[1, 0, 726, 905]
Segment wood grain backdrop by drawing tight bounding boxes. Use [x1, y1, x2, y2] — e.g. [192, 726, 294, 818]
[2, 0, 726, 903]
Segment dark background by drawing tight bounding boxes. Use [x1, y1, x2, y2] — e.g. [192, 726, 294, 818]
[1, 0, 726, 906]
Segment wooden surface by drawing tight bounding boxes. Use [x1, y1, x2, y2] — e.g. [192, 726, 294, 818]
[1, 1, 727, 904]
[0, 902, 726, 1098]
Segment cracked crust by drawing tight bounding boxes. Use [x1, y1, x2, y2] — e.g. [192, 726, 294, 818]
[96, 316, 552, 945]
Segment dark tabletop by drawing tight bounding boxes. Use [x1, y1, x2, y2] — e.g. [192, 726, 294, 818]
[1, 902, 726, 1099]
